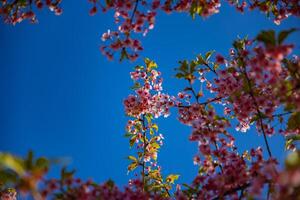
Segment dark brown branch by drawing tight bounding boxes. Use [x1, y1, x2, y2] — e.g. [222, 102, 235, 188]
[270, 111, 293, 119]
[188, 80, 199, 103]
[130, 0, 139, 24]
[176, 96, 224, 108]
[213, 141, 223, 173]
[241, 67, 272, 158]
[141, 114, 147, 191]
[204, 62, 218, 76]
[238, 188, 245, 200]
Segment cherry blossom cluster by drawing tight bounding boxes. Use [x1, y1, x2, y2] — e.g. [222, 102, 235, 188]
[228, 0, 300, 25]
[171, 28, 299, 198]
[91, 0, 300, 61]
[124, 59, 178, 197]
[126, 119, 164, 163]
[212, 31, 298, 139]
[1, 1, 299, 61]
[126, 53, 298, 199]
[1, 150, 299, 200]
[175, 83, 278, 199]
[96, 0, 223, 61]
[0, 152, 166, 200]
[1, 0, 300, 197]
[0, 0, 62, 25]
[40, 177, 161, 200]
[95, 0, 221, 60]
[124, 59, 174, 118]
[175, 109, 276, 199]
[179, 147, 279, 199]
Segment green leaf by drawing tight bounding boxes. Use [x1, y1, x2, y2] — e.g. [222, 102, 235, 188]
[148, 183, 165, 191]
[127, 162, 138, 171]
[285, 134, 300, 150]
[179, 60, 189, 72]
[213, 63, 219, 71]
[61, 167, 75, 180]
[285, 151, 300, 169]
[286, 134, 300, 141]
[227, 67, 236, 73]
[175, 73, 185, 79]
[131, 82, 141, 90]
[150, 128, 154, 135]
[285, 103, 295, 112]
[189, 2, 204, 17]
[0, 171, 17, 183]
[148, 169, 161, 180]
[18, 0, 27, 6]
[105, 179, 115, 188]
[242, 76, 251, 93]
[135, 65, 144, 71]
[127, 156, 137, 162]
[129, 135, 137, 147]
[190, 60, 197, 73]
[250, 115, 259, 123]
[198, 166, 205, 175]
[151, 142, 160, 149]
[145, 58, 157, 70]
[256, 30, 276, 46]
[287, 112, 300, 130]
[278, 28, 297, 45]
[151, 123, 158, 132]
[35, 157, 49, 169]
[233, 39, 246, 50]
[196, 55, 206, 65]
[124, 132, 132, 138]
[182, 183, 194, 190]
[0, 153, 25, 176]
[205, 50, 215, 61]
[166, 174, 179, 184]
[285, 138, 293, 150]
[145, 114, 153, 124]
[120, 48, 129, 61]
[105, 0, 112, 6]
[25, 150, 33, 170]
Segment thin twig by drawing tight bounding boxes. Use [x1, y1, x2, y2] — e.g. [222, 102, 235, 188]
[238, 188, 244, 200]
[241, 67, 272, 158]
[270, 111, 293, 119]
[204, 62, 218, 76]
[188, 80, 199, 103]
[130, 0, 139, 24]
[213, 140, 224, 173]
[176, 96, 224, 108]
[141, 114, 147, 191]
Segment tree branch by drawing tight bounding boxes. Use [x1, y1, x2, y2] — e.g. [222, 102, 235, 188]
[241, 67, 272, 158]
[130, 0, 139, 24]
[204, 62, 218, 76]
[141, 114, 147, 191]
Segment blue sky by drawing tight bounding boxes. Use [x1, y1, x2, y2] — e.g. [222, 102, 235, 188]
[1, 1, 299, 187]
